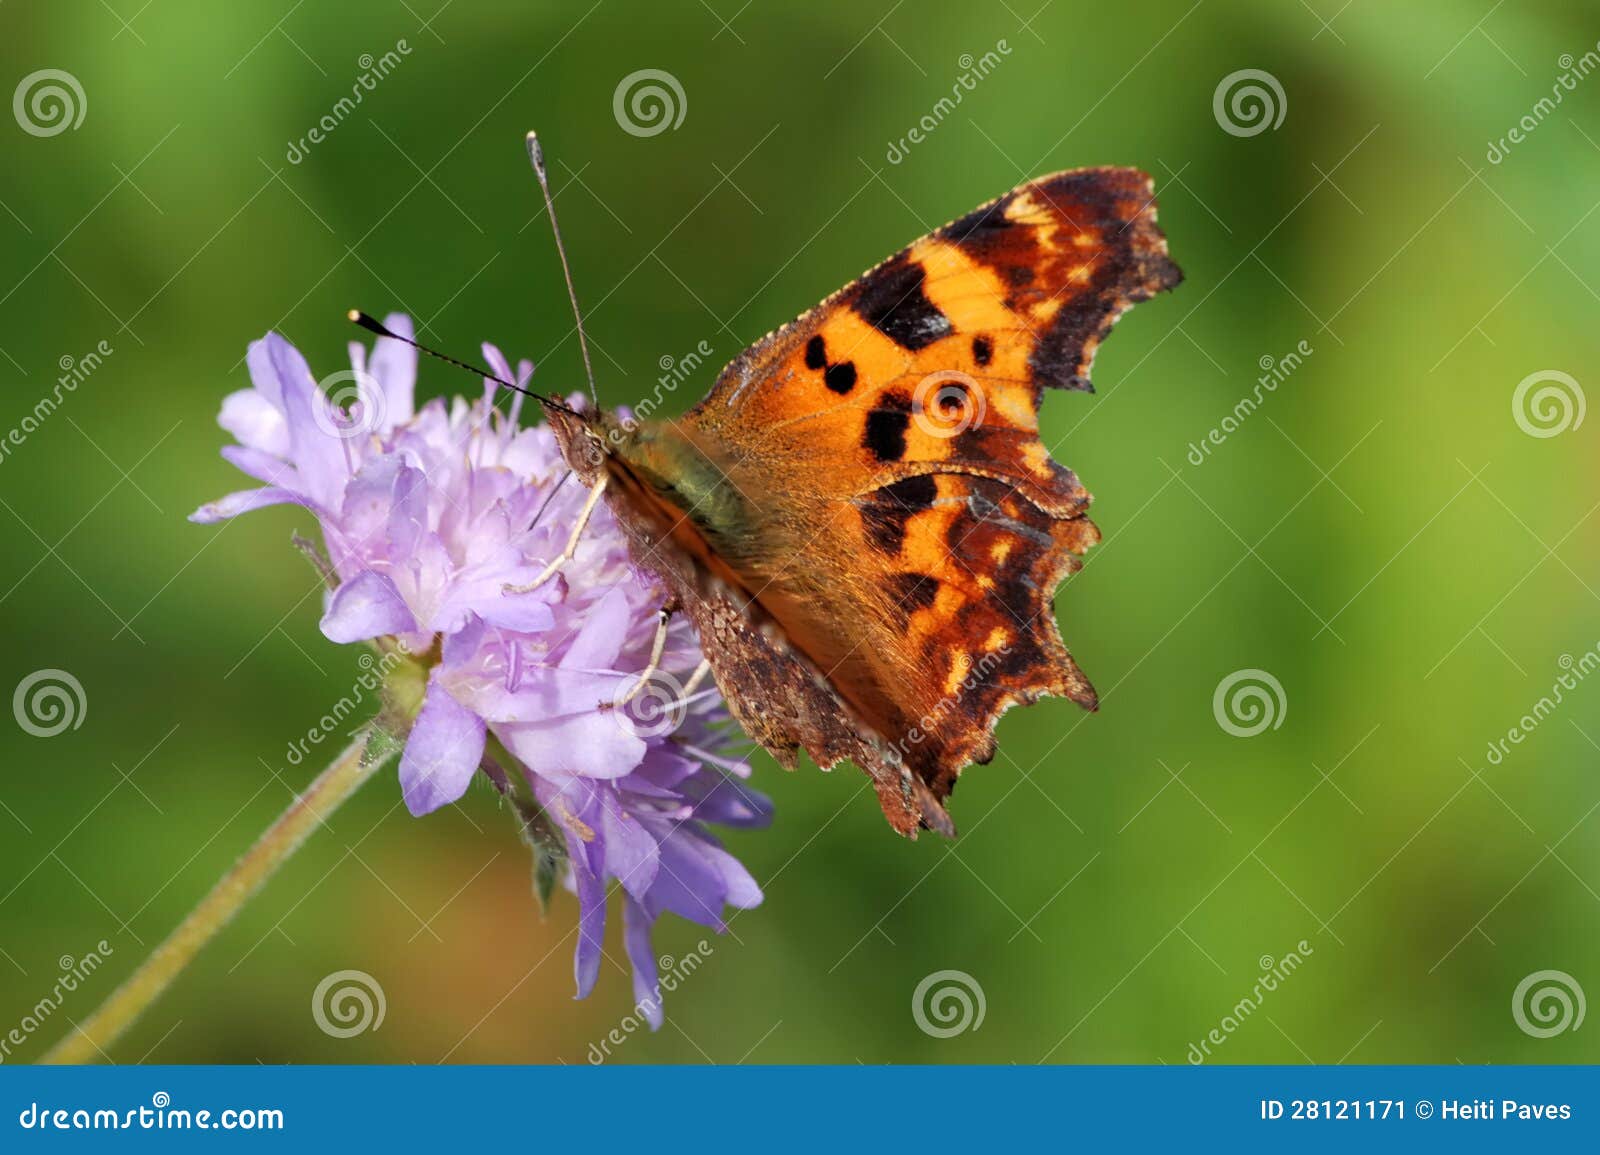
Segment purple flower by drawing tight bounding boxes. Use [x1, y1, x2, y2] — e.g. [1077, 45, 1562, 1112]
[192, 317, 768, 1024]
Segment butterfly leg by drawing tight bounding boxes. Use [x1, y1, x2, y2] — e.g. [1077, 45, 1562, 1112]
[505, 474, 609, 593]
[617, 603, 676, 706]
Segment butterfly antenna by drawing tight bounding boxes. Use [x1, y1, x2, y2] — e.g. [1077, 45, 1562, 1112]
[526, 131, 600, 409]
[346, 310, 581, 419]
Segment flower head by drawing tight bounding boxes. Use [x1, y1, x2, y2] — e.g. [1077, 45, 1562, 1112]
[193, 317, 768, 1023]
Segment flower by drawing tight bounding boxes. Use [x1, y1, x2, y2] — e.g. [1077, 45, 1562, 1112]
[192, 316, 768, 1024]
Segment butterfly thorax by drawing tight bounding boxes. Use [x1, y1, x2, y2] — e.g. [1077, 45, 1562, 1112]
[583, 415, 772, 596]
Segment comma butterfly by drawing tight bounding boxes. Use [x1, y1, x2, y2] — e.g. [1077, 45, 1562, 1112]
[366, 144, 1181, 838]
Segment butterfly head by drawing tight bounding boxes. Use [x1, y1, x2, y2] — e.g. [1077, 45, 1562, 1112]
[545, 401, 616, 485]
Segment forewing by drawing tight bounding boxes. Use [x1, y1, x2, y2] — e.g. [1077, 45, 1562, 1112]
[671, 167, 1181, 832]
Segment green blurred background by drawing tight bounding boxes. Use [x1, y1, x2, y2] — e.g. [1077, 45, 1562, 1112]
[2, 0, 1598, 1065]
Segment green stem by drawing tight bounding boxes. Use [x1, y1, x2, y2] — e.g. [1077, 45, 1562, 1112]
[40, 725, 399, 1065]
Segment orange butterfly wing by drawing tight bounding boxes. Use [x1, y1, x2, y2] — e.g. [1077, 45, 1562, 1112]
[599, 168, 1180, 835]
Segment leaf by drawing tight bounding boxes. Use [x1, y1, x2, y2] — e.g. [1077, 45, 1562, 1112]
[362, 722, 405, 769]
[510, 796, 568, 915]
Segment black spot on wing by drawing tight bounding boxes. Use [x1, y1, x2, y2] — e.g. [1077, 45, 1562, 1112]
[971, 336, 993, 366]
[850, 256, 952, 351]
[804, 335, 827, 370]
[863, 390, 912, 462]
[858, 473, 936, 555]
[824, 361, 857, 395]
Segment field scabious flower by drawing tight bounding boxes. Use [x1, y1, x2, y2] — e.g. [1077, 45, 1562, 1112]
[192, 316, 768, 1023]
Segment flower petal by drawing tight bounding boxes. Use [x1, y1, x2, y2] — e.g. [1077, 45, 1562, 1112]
[268, 333, 349, 510]
[599, 786, 660, 899]
[367, 312, 416, 427]
[245, 335, 286, 411]
[218, 388, 289, 458]
[188, 486, 314, 524]
[558, 586, 633, 670]
[398, 674, 486, 817]
[320, 570, 417, 643]
[477, 591, 556, 632]
[572, 851, 606, 999]
[622, 896, 663, 1030]
[500, 711, 647, 779]
[387, 462, 428, 558]
[220, 444, 295, 487]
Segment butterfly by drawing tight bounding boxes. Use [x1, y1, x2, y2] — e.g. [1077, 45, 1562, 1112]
[365, 156, 1180, 837]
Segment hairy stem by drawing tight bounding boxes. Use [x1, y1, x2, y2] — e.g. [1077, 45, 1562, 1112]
[40, 725, 398, 1064]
